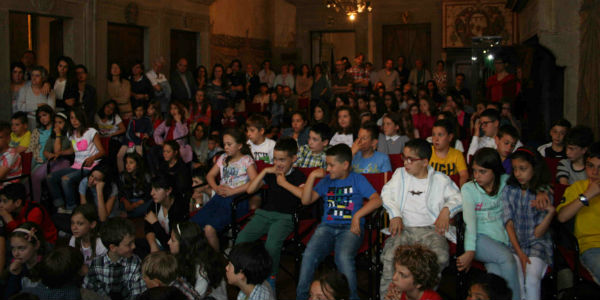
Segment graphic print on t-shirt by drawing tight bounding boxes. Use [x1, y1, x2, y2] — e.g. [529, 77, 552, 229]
[430, 162, 456, 175]
[325, 186, 355, 221]
[253, 151, 271, 163]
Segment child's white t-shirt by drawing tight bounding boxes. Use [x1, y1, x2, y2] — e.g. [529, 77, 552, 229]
[248, 138, 275, 163]
[69, 127, 100, 169]
[402, 176, 435, 227]
[69, 236, 108, 266]
[330, 133, 353, 148]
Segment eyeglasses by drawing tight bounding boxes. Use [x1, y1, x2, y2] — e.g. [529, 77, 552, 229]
[402, 156, 426, 164]
[480, 120, 493, 126]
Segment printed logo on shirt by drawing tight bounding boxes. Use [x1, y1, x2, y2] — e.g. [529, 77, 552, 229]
[325, 186, 354, 221]
[253, 152, 271, 163]
[430, 162, 456, 175]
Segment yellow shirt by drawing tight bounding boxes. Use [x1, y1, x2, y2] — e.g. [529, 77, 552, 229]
[10, 131, 31, 148]
[429, 147, 467, 176]
[557, 179, 600, 253]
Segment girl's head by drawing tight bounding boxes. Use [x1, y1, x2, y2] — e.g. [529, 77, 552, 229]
[467, 273, 512, 300]
[409, 103, 419, 115]
[195, 65, 207, 78]
[11, 222, 45, 263]
[291, 112, 307, 133]
[419, 98, 434, 115]
[334, 106, 357, 134]
[125, 152, 145, 174]
[313, 102, 330, 124]
[168, 102, 186, 124]
[69, 107, 89, 134]
[192, 167, 208, 192]
[193, 122, 208, 140]
[335, 96, 349, 108]
[53, 112, 69, 136]
[194, 89, 205, 103]
[369, 99, 378, 115]
[383, 92, 398, 112]
[300, 64, 311, 76]
[399, 110, 416, 139]
[436, 60, 445, 72]
[222, 128, 252, 159]
[382, 112, 404, 137]
[110, 62, 122, 77]
[163, 140, 181, 163]
[132, 102, 146, 119]
[98, 100, 119, 120]
[36, 104, 55, 129]
[309, 270, 350, 300]
[86, 164, 114, 193]
[131, 61, 144, 76]
[151, 175, 174, 203]
[313, 64, 323, 75]
[55, 56, 73, 78]
[426, 80, 437, 92]
[169, 221, 226, 288]
[508, 147, 550, 192]
[147, 100, 161, 119]
[472, 148, 505, 196]
[211, 63, 225, 81]
[71, 203, 99, 240]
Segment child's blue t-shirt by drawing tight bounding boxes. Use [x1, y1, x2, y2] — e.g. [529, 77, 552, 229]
[314, 172, 376, 226]
[352, 151, 392, 174]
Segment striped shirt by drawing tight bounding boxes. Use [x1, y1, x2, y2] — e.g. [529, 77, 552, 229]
[0, 148, 22, 188]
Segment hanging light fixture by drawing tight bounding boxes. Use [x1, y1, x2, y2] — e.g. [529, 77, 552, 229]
[325, 0, 372, 21]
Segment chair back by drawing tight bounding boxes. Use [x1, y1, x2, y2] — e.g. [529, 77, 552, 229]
[544, 157, 561, 180]
[389, 154, 404, 170]
[20, 152, 33, 176]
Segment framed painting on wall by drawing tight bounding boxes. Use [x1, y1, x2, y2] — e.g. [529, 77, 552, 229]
[442, 0, 518, 48]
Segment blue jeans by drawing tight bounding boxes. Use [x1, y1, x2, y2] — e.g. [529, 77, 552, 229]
[46, 167, 89, 210]
[475, 234, 521, 300]
[127, 198, 152, 218]
[581, 247, 600, 285]
[296, 223, 363, 300]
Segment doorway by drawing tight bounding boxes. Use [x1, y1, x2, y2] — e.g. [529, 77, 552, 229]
[107, 23, 144, 76]
[170, 30, 198, 74]
[9, 12, 64, 72]
[382, 24, 431, 71]
[311, 31, 356, 74]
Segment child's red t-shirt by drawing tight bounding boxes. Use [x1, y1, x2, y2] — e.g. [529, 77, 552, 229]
[385, 284, 441, 300]
[6, 201, 58, 244]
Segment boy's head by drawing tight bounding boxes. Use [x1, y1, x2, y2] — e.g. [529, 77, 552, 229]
[39, 246, 84, 289]
[565, 125, 594, 162]
[207, 134, 220, 151]
[585, 142, 600, 182]
[467, 273, 512, 300]
[392, 244, 439, 293]
[0, 183, 27, 214]
[246, 114, 267, 144]
[223, 106, 235, 118]
[99, 217, 136, 259]
[11, 111, 29, 136]
[0, 121, 10, 150]
[431, 119, 455, 151]
[308, 123, 331, 154]
[325, 144, 353, 179]
[142, 251, 178, 288]
[356, 122, 379, 153]
[226, 241, 272, 286]
[549, 118, 571, 146]
[273, 137, 298, 174]
[309, 270, 350, 300]
[494, 125, 519, 160]
[479, 109, 500, 137]
[403, 139, 432, 176]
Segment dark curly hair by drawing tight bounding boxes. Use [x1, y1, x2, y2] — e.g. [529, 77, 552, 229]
[171, 222, 225, 294]
[393, 244, 440, 290]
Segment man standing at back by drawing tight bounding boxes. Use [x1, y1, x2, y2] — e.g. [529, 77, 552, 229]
[170, 58, 197, 103]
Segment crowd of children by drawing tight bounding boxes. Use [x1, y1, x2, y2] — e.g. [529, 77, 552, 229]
[1, 54, 599, 300]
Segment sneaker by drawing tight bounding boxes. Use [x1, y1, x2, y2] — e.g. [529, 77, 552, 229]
[57, 207, 72, 214]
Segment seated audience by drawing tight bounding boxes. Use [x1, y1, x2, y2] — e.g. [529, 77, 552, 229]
[384, 244, 441, 300]
[246, 114, 276, 163]
[537, 118, 571, 159]
[429, 119, 468, 186]
[351, 122, 392, 174]
[377, 112, 410, 155]
[295, 123, 330, 168]
[467, 273, 513, 300]
[141, 251, 200, 300]
[557, 125, 594, 185]
[69, 203, 107, 266]
[226, 241, 275, 300]
[10, 112, 31, 154]
[309, 270, 350, 300]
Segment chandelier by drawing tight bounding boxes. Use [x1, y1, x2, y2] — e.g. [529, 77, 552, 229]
[325, 0, 373, 21]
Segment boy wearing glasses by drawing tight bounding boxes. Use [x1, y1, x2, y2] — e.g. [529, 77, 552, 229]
[379, 139, 463, 297]
[467, 108, 522, 163]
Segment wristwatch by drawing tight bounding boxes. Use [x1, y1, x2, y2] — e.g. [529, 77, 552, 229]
[579, 194, 590, 206]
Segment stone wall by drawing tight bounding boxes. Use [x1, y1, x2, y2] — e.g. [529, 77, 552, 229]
[518, 0, 582, 124]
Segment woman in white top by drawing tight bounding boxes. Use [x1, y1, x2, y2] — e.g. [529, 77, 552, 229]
[49, 56, 78, 111]
[11, 62, 26, 113]
[16, 66, 56, 129]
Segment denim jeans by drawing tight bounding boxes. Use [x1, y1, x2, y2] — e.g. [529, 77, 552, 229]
[296, 223, 363, 300]
[31, 159, 70, 203]
[512, 254, 547, 300]
[46, 167, 89, 209]
[126, 198, 152, 218]
[581, 247, 600, 285]
[475, 234, 521, 300]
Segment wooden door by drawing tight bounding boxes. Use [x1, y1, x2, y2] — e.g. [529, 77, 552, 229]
[170, 30, 197, 73]
[382, 24, 431, 70]
[107, 23, 144, 76]
[49, 19, 64, 69]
